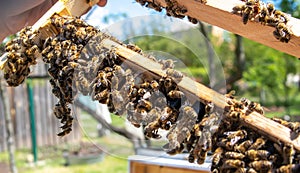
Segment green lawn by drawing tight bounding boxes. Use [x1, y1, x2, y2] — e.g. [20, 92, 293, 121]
[0, 112, 134, 173]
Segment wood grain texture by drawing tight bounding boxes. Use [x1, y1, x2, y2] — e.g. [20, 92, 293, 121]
[153, 0, 300, 58]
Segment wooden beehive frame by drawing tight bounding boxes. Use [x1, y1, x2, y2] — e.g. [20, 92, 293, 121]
[1, 0, 300, 151]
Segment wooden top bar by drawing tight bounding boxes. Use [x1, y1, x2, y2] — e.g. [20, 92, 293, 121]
[154, 0, 300, 58]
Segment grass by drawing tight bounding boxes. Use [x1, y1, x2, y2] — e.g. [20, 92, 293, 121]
[0, 111, 134, 173]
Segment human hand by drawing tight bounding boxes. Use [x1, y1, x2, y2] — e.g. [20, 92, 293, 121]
[0, 0, 107, 41]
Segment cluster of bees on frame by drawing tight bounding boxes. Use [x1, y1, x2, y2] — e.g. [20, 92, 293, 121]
[2, 12, 300, 172]
[2, 27, 40, 86]
[233, 0, 292, 43]
[137, 0, 292, 43]
[208, 94, 300, 173]
[135, 0, 205, 24]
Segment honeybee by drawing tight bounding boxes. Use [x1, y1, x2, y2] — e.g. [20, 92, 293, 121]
[273, 117, 300, 133]
[144, 122, 161, 139]
[111, 90, 125, 114]
[145, 1, 162, 12]
[266, 3, 275, 14]
[113, 65, 125, 77]
[150, 80, 159, 90]
[143, 107, 160, 125]
[167, 90, 185, 99]
[249, 160, 272, 172]
[212, 147, 224, 166]
[196, 148, 207, 164]
[136, 0, 147, 6]
[195, 0, 207, 4]
[245, 149, 270, 160]
[273, 23, 291, 43]
[226, 130, 247, 139]
[166, 69, 183, 82]
[187, 16, 198, 24]
[248, 101, 264, 115]
[93, 89, 109, 103]
[164, 143, 184, 155]
[188, 152, 196, 163]
[57, 127, 72, 137]
[248, 137, 266, 150]
[137, 99, 152, 112]
[234, 140, 252, 153]
[222, 159, 245, 169]
[282, 144, 295, 164]
[225, 151, 245, 160]
[274, 10, 289, 23]
[139, 81, 150, 88]
[276, 164, 300, 173]
[127, 43, 142, 53]
[159, 59, 175, 70]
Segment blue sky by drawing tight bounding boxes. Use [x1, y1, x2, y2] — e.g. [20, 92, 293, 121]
[83, 0, 158, 28]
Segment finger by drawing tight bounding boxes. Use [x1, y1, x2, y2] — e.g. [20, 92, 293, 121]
[97, 0, 107, 7]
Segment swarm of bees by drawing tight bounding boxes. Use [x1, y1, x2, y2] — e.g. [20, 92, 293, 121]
[233, 0, 291, 43]
[135, 0, 204, 25]
[2, 12, 300, 172]
[2, 27, 40, 86]
[209, 95, 300, 173]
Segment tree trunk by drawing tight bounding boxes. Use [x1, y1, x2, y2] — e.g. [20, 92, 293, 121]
[0, 78, 17, 173]
[198, 22, 218, 91]
[226, 34, 245, 89]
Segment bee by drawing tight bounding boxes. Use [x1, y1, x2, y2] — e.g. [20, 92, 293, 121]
[113, 65, 125, 77]
[249, 160, 272, 172]
[248, 101, 264, 115]
[226, 130, 247, 139]
[145, 1, 162, 12]
[57, 127, 72, 137]
[276, 164, 300, 173]
[232, 4, 246, 16]
[234, 140, 252, 153]
[222, 159, 245, 169]
[240, 97, 251, 107]
[166, 69, 183, 82]
[245, 149, 270, 161]
[196, 148, 207, 164]
[127, 43, 142, 53]
[271, 117, 299, 132]
[143, 107, 160, 125]
[111, 75, 119, 90]
[273, 23, 291, 43]
[111, 90, 125, 114]
[225, 152, 245, 160]
[164, 143, 184, 155]
[274, 10, 289, 23]
[195, 0, 207, 4]
[167, 90, 185, 99]
[188, 151, 196, 163]
[188, 16, 198, 24]
[217, 139, 235, 151]
[266, 3, 275, 15]
[212, 147, 224, 166]
[282, 144, 295, 164]
[159, 59, 175, 70]
[139, 81, 150, 88]
[93, 89, 109, 103]
[248, 137, 266, 150]
[150, 80, 159, 90]
[144, 122, 161, 139]
[136, 0, 147, 6]
[137, 99, 152, 112]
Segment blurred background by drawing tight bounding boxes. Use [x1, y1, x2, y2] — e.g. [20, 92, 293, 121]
[0, 0, 299, 172]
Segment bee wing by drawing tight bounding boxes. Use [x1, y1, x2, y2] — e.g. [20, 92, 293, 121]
[0, 53, 8, 70]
